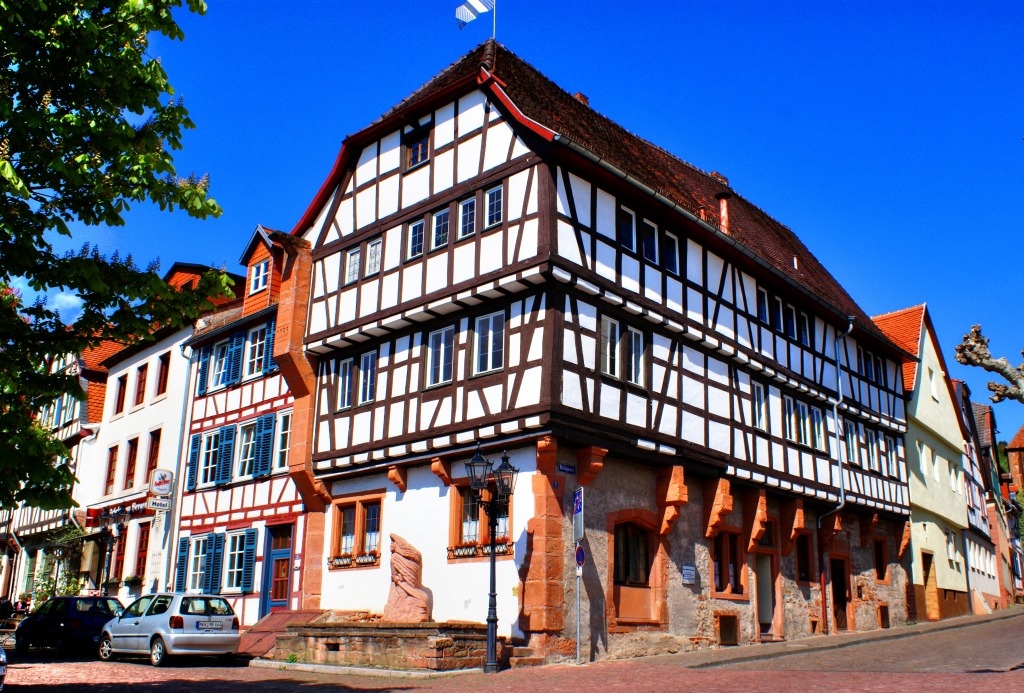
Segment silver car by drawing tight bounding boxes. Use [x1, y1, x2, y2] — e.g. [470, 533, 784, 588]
[98, 593, 240, 666]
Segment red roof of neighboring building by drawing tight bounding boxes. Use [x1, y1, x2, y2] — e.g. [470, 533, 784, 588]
[872, 304, 925, 390]
[1008, 423, 1024, 451]
[972, 402, 995, 449]
[80, 340, 124, 373]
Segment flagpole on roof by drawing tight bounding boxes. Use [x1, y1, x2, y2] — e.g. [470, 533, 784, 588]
[493, 0, 496, 40]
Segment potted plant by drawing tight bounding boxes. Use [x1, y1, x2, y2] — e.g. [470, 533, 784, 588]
[122, 574, 144, 587]
[450, 542, 479, 558]
[330, 553, 353, 568]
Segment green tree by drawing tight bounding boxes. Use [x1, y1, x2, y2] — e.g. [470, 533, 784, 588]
[1, 0, 232, 510]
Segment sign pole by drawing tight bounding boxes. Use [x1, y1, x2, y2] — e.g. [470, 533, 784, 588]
[576, 542, 581, 665]
[572, 487, 584, 665]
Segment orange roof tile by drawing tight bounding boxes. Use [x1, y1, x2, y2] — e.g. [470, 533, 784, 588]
[872, 304, 925, 390]
[1008, 423, 1024, 451]
[80, 340, 125, 373]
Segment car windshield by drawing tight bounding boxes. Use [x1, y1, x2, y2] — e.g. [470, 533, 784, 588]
[180, 597, 233, 616]
[74, 598, 121, 615]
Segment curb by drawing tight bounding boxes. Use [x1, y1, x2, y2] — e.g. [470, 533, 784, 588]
[248, 657, 484, 679]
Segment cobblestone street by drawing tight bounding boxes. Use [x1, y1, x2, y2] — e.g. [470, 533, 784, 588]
[6, 613, 1022, 692]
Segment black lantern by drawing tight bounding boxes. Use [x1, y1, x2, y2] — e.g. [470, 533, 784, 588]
[493, 451, 517, 500]
[465, 443, 493, 492]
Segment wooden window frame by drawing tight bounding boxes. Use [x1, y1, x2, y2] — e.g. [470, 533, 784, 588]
[458, 197, 476, 239]
[365, 237, 382, 275]
[606, 508, 668, 631]
[123, 437, 139, 490]
[114, 374, 127, 415]
[616, 206, 636, 252]
[601, 317, 620, 377]
[625, 326, 644, 386]
[752, 382, 766, 431]
[426, 325, 456, 387]
[474, 311, 505, 375]
[710, 528, 748, 600]
[198, 430, 220, 487]
[209, 339, 230, 391]
[274, 410, 292, 470]
[404, 126, 431, 170]
[155, 352, 171, 397]
[345, 247, 361, 285]
[447, 480, 514, 562]
[235, 422, 258, 479]
[640, 220, 658, 263]
[244, 325, 268, 377]
[104, 445, 118, 496]
[432, 208, 450, 250]
[336, 357, 353, 410]
[660, 231, 679, 274]
[134, 521, 151, 578]
[223, 531, 247, 590]
[843, 418, 860, 466]
[329, 490, 384, 569]
[756, 288, 769, 324]
[795, 531, 815, 584]
[408, 219, 425, 259]
[249, 259, 269, 294]
[358, 350, 377, 405]
[485, 185, 503, 228]
[872, 536, 890, 584]
[133, 364, 148, 407]
[145, 429, 161, 480]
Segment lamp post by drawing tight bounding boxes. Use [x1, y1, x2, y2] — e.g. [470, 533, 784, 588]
[465, 443, 518, 674]
[98, 507, 127, 596]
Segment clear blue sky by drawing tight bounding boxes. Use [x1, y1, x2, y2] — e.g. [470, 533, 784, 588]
[47, 0, 1024, 442]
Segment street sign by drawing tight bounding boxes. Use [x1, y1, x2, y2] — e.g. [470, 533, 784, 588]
[572, 487, 584, 542]
[575, 545, 585, 567]
[146, 497, 171, 512]
[149, 469, 174, 497]
[557, 463, 577, 475]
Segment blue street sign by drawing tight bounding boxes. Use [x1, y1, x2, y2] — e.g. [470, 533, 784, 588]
[575, 545, 585, 567]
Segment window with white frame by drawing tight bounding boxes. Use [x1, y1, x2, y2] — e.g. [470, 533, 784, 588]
[661, 232, 679, 274]
[336, 358, 353, 409]
[250, 259, 269, 294]
[844, 419, 859, 465]
[752, 382, 766, 430]
[345, 248, 361, 285]
[616, 207, 635, 251]
[365, 238, 382, 275]
[625, 327, 644, 385]
[199, 431, 220, 486]
[485, 186, 502, 227]
[475, 312, 505, 374]
[224, 533, 246, 590]
[884, 435, 896, 477]
[946, 530, 957, 561]
[809, 406, 825, 450]
[408, 220, 425, 258]
[783, 305, 797, 340]
[359, 350, 376, 404]
[188, 536, 208, 591]
[640, 221, 657, 263]
[601, 317, 619, 376]
[770, 296, 783, 331]
[459, 198, 476, 239]
[432, 209, 449, 249]
[866, 429, 879, 471]
[236, 423, 257, 477]
[783, 396, 807, 445]
[798, 313, 812, 347]
[927, 367, 938, 400]
[245, 325, 267, 376]
[210, 340, 229, 390]
[427, 326, 455, 386]
[275, 410, 292, 470]
[756, 288, 769, 324]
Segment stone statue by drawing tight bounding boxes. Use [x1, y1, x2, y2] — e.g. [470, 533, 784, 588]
[382, 534, 431, 623]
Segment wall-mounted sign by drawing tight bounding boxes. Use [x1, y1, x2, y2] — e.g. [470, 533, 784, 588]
[557, 463, 577, 475]
[146, 497, 171, 512]
[681, 565, 697, 585]
[572, 487, 584, 543]
[149, 469, 174, 497]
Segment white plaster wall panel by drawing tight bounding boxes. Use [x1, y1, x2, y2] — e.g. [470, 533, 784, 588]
[335, 197, 354, 237]
[665, 276, 683, 315]
[736, 316, 751, 349]
[483, 120, 514, 171]
[401, 264, 423, 303]
[651, 363, 666, 391]
[479, 229, 502, 275]
[359, 278, 379, 317]
[458, 91, 487, 133]
[351, 411, 371, 445]
[380, 272, 399, 311]
[226, 388, 241, 413]
[216, 490, 230, 513]
[707, 385, 729, 418]
[355, 186, 377, 231]
[682, 410, 705, 446]
[756, 437, 770, 466]
[436, 397, 453, 427]
[425, 253, 449, 295]
[388, 401, 405, 437]
[527, 326, 544, 363]
[562, 371, 583, 410]
[373, 405, 386, 440]
[433, 149, 454, 194]
[707, 356, 728, 386]
[644, 266, 662, 303]
[659, 404, 678, 437]
[600, 384, 621, 419]
[577, 300, 597, 332]
[733, 431, 747, 462]
[419, 399, 437, 430]
[317, 420, 331, 453]
[682, 375, 704, 409]
[768, 387, 783, 438]
[556, 168, 571, 217]
[563, 336, 578, 365]
[394, 336, 410, 362]
[620, 256, 640, 294]
[580, 335, 596, 370]
[759, 326, 774, 359]
[517, 218, 538, 260]
[305, 192, 334, 243]
[378, 174, 400, 219]
[686, 239, 703, 284]
[401, 165, 430, 208]
[507, 333, 521, 369]
[456, 134, 482, 183]
[453, 243, 475, 285]
[323, 251, 341, 294]
[686, 288, 703, 323]
[682, 346, 703, 374]
[568, 173, 592, 228]
[576, 230, 593, 270]
[801, 455, 815, 481]
[716, 307, 735, 340]
[558, 220, 582, 267]
[514, 168, 536, 217]
[434, 103, 455, 147]
[626, 393, 646, 427]
[595, 188, 615, 239]
[338, 289, 356, 324]
[407, 399, 418, 435]
[355, 143, 377, 187]
[379, 131, 401, 173]
[786, 448, 800, 477]
[517, 367, 542, 407]
[510, 136, 530, 160]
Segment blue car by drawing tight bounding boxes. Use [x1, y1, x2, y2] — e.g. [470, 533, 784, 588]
[14, 596, 123, 655]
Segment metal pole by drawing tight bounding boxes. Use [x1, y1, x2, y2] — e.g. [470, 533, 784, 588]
[101, 531, 112, 597]
[576, 541, 581, 665]
[484, 496, 499, 673]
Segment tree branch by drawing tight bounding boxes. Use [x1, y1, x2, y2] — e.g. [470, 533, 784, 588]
[954, 324, 1024, 404]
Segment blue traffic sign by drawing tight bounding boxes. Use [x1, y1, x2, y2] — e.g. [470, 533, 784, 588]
[575, 545, 585, 567]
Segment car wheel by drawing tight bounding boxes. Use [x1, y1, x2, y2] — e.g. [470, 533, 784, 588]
[98, 635, 116, 662]
[53, 636, 68, 656]
[150, 636, 168, 667]
[13, 633, 29, 656]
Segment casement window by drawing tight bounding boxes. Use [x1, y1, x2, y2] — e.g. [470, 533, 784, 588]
[798, 313, 812, 347]
[432, 209, 450, 249]
[236, 423, 257, 478]
[134, 522, 151, 578]
[156, 352, 170, 396]
[616, 207, 635, 251]
[625, 327, 644, 386]
[405, 128, 430, 169]
[219, 528, 257, 592]
[336, 358, 353, 409]
[209, 340, 230, 390]
[112, 534, 126, 581]
[358, 350, 377, 404]
[331, 494, 383, 568]
[866, 429, 879, 472]
[275, 410, 292, 470]
[601, 317, 620, 376]
[104, 446, 118, 496]
[809, 407, 825, 451]
[124, 437, 139, 490]
[640, 221, 658, 263]
[751, 382, 766, 431]
[365, 238, 382, 275]
[795, 533, 813, 582]
[783, 305, 797, 340]
[485, 186, 503, 227]
[756, 288, 769, 324]
[874, 355, 885, 386]
[660, 232, 679, 274]
[345, 247, 361, 285]
[427, 326, 456, 386]
[864, 351, 875, 382]
[250, 259, 269, 293]
[946, 530, 957, 561]
[408, 220, 425, 258]
[460, 486, 480, 544]
[770, 297, 783, 332]
[459, 198, 476, 239]
[134, 364, 148, 406]
[844, 418, 859, 466]
[856, 346, 865, 375]
[114, 374, 127, 415]
[188, 536, 208, 592]
[199, 431, 221, 486]
[783, 396, 806, 445]
[450, 483, 510, 558]
[145, 429, 161, 480]
[882, 435, 895, 477]
[475, 311, 505, 374]
[245, 325, 268, 377]
[613, 523, 651, 586]
[712, 531, 744, 595]
[873, 538, 888, 581]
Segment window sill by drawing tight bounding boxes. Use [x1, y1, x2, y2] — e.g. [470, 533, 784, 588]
[328, 554, 380, 570]
[151, 393, 168, 406]
[483, 222, 502, 232]
[423, 380, 454, 393]
[248, 286, 268, 297]
[447, 542, 514, 562]
[710, 591, 749, 602]
[404, 160, 429, 174]
[130, 402, 146, 413]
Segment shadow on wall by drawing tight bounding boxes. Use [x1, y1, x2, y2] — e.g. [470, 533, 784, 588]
[581, 534, 607, 661]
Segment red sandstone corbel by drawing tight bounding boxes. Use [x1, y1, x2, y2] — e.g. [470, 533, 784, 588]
[897, 519, 911, 560]
[860, 513, 879, 548]
[576, 446, 607, 487]
[704, 478, 733, 539]
[744, 489, 768, 552]
[818, 512, 843, 548]
[430, 457, 452, 486]
[536, 436, 558, 475]
[388, 465, 408, 493]
[779, 498, 805, 556]
[656, 466, 688, 535]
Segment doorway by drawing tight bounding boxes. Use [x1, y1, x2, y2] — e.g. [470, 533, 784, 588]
[921, 552, 939, 621]
[259, 525, 293, 618]
[830, 557, 849, 631]
[754, 552, 777, 637]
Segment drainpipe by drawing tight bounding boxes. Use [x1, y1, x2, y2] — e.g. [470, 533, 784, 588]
[163, 341, 195, 593]
[818, 316, 855, 634]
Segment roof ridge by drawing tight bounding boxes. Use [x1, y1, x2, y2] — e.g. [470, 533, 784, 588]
[871, 303, 927, 321]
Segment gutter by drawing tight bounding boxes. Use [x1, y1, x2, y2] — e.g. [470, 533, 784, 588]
[164, 340, 195, 592]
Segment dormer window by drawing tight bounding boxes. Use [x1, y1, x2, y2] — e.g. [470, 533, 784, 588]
[404, 125, 431, 170]
[250, 259, 269, 294]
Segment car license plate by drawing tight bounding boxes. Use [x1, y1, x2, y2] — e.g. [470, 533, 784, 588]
[197, 621, 223, 630]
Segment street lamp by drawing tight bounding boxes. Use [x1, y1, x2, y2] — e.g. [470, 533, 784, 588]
[465, 443, 518, 674]
[97, 507, 127, 595]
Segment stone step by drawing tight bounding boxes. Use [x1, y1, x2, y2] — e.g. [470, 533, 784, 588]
[509, 655, 545, 668]
[511, 646, 535, 658]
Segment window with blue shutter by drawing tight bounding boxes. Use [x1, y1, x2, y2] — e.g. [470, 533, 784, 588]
[241, 528, 258, 593]
[186, 434, 201, 492]
[263, 319, 278, 373]
[225, 331, 245, 385]
[174, 537, 190, 592]
[203, 533, 225, 594]
[215, 426, 235, 485]
[196, 345, 211, 396]
[253, 414, 276, 478]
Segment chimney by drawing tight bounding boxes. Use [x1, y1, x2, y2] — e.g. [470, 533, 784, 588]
[715, 190, 732, 235]
[573, 92, 589, 106]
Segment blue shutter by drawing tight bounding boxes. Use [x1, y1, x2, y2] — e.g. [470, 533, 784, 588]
[203, 533, 225, 594]
[186, 434, 201, 492]
[241, 528, 258, 593]
[196, 345, 211, 396]
[174, 537, 190, 592]
[253, 414, 276, 478]
[263, 319, 278, 374]
[226, 331, 245, 385]
[215, 426, 235, 485]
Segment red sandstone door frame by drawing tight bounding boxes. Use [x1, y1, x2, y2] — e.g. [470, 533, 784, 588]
[829, 554, 852, 631]
[752, 547, 782, 640]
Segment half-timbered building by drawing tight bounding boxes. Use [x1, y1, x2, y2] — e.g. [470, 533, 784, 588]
[973, 403, 1020, 605]
[169, 228, 306, 626]
[281, 41, 913, 659]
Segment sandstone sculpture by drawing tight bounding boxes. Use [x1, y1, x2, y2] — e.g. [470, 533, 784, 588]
[382, 533, 431, 623]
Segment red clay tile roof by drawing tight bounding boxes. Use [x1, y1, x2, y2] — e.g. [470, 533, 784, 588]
[296, 41, 899, 350]
[80, 340, 124, 373]
[972, 402, 995, 448]
[1008, 423, 1024, 451]
[872, 304, 925, 390]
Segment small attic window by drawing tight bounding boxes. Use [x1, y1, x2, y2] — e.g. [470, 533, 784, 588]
[250, 259, 269, 294]
[404, 124, 431, 170]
